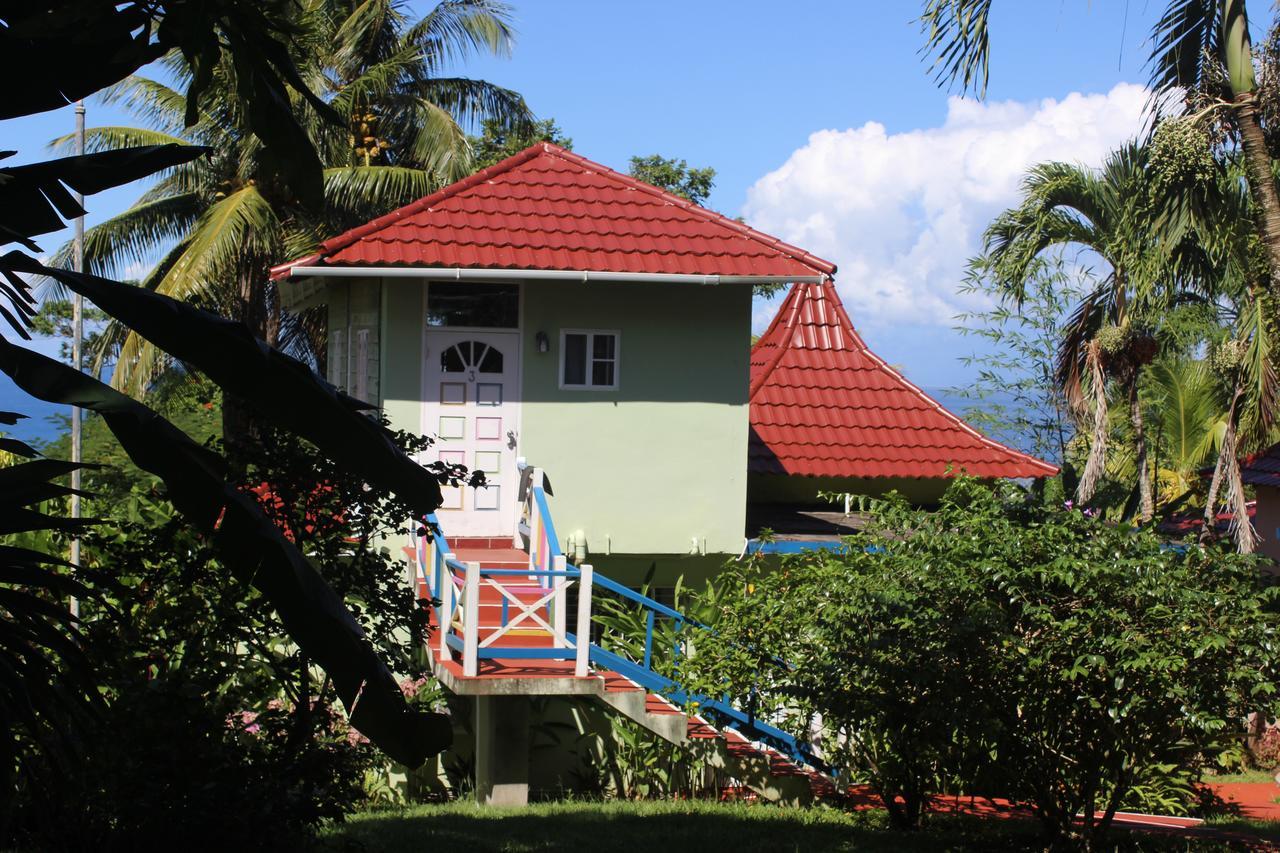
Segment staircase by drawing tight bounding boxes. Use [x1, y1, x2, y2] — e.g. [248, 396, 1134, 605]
[411, 467, 832, 806]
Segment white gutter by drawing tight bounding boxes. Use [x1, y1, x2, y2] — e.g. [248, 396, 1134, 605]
[280, 265, 828, 285]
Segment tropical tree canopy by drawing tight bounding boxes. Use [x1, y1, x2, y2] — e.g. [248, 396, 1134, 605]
[50, 0, 532, 401]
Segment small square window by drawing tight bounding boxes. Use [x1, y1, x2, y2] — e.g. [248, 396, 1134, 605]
[560, 330, 619, 390]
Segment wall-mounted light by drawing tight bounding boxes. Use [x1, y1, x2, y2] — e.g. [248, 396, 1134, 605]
[536, 331, 549, 353]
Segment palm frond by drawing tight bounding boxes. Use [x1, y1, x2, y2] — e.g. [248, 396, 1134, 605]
[112, 187, 279, 394]
[407, 0, 518, 74]
[41, 192, 202, 291]
[1147, 0, 1223, 98]
[48, 126, 191, 155]
[323, 166, 439, 224]
[917, 0, 992, 97]
[412, 76, 532, 134]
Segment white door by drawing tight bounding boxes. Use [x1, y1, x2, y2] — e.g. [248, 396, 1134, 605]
[422, 330, 520, 536]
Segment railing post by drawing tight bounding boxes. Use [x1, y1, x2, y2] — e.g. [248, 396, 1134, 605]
[574, 563, 593, 677]
[437, 553, 454, 662]
[528, 471, 542, 575]
[464, 561, 481, 677]
[433, 541, 443, 601]
[553, 554, 568, 645]
[513, 457, 527, 550]
[425, 533, 436, 597]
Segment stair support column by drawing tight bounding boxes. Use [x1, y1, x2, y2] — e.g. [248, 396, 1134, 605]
[474, 695, 530, 806]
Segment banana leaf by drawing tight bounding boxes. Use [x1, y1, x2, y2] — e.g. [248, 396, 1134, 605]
[0, 145, 206, 338]
[0, 456, 104, 762]
[0, 337, 450, 766]
[0, 2, 162, 120]
[7, 253, 444, 516]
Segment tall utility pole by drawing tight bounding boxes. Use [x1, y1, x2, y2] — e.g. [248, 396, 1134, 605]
[70, 100, 85, 617]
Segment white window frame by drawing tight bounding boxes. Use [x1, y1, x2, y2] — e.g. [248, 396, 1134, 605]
[559, 329, 620, 390]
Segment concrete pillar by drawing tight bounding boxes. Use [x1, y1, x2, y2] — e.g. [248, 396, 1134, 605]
[474, 695, 530, 806]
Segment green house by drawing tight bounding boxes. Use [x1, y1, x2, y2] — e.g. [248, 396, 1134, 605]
[272, 143, 1056, 805]
[272, 143, 1052, 584]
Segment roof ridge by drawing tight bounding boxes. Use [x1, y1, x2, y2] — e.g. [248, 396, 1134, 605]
[749, 281, 1058, 478]
[831, 289, 1055, 473]
[543, 146, 836, 275]
[748, 283, 806, 399]
[271, 142, 837, 279]
[269, 144, 554, 277]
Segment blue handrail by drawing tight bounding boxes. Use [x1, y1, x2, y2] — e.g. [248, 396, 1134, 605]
[584, 566, 819, 768]
[591, 572, 705, 627]
[532, 485, 562, 556]
[421, 488, 822, 772]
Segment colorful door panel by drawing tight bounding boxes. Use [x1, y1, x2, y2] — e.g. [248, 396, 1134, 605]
[422, 330, 519, 535]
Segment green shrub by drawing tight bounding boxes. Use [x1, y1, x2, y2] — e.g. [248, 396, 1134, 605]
[691, 479, 1279, 847]
[11, 683, 377, 852]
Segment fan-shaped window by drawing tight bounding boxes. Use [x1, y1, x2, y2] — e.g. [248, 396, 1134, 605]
[441, 341, 503, 374]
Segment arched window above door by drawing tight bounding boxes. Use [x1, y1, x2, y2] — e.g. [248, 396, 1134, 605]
[441, 340, 504, 374]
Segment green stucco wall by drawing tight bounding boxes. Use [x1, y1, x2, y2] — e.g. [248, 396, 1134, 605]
[378, 281, 425, 434]
[329, 277, 752, 557]
[519, 280, 751, 556]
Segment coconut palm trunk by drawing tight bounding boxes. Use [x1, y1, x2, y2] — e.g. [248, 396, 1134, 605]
[1129, 378, 1155, 522]
[1221, 402, 1258, 554]
[1230, 94, 1280, 287]
[1077, 345, 1110, 505]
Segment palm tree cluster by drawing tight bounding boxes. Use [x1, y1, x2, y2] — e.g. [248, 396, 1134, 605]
[50, 0, 531, 443]
[922, 0, 1280, 552]
[978, 134, 1275, 551]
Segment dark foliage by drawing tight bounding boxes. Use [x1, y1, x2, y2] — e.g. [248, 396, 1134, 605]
[691, 479, 1279, 847]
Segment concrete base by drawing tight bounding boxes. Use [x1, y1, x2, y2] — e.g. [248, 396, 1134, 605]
[474, 695, 530, 806]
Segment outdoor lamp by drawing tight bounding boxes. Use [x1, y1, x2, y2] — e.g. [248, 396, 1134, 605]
[536, 331, 549, 353]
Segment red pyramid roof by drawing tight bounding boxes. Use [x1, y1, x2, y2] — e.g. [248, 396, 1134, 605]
[272, 143, 835, 280]
[749, 281, 1058, 480]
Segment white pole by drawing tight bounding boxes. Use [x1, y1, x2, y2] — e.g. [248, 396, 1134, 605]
[70, 100, 85, 618]
[463, 561, 480, 677]
[574, 563, 593, 678]
[552, 554, 567, 645]
[438, 553, 454, 662]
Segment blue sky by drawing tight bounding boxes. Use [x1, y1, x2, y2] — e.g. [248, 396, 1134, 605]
[3, 1, 1214, 437]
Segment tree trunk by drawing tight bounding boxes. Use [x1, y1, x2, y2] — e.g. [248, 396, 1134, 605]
[1232, 92, 1280, 293]
[1224, 428, 1257, 554]
[1076, 346, 1109, 504]
[1205, 385, 1242, 538]
[1129, 379, 1154, 522]
[223, 265, 268, 457]
[1203, 445, 1227, 537]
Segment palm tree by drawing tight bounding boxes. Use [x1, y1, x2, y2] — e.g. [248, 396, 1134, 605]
[1147, 356, 1228, 503]
[981, 143, 1172, 519]
[48, 0, 531, 440]
[920, 0, 1280, 298]
[1181, 161, 1280, 552]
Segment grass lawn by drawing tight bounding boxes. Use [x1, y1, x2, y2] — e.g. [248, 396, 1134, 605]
[1201, 768, 1278, 785]
[317, 800, 1247, 852]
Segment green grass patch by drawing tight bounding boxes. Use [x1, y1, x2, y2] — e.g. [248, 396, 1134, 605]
[318, 800, 1249, 852]
[1200, 769, 1278, 785]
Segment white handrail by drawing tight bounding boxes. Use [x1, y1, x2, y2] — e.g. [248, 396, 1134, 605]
[575, 563, 593, 677]
[553, 554, 568, 642]
[463, 561, 480, 677]
[437, 550, 456, 662]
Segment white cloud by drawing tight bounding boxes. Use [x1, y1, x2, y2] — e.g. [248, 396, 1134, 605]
[743, 83, 1149, 329]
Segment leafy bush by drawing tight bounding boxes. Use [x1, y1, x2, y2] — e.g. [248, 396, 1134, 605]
[6, 414, 447, 849]
[33, 684, 376, 853]
[690, 479, 1280, 847]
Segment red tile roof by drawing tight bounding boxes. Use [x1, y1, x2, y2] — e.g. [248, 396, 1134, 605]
[1240, 444, 1280, 488]
[749, 281, 1059, 480]
[271, 143, 835, 280]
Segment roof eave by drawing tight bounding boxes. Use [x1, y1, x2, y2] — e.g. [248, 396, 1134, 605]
[272, 264, 830, 285]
